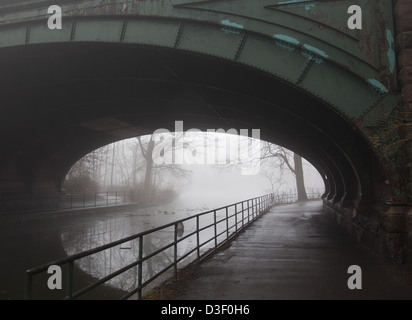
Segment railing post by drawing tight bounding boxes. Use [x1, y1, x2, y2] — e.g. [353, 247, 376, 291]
[115, 192, 118, 205]
[242, 201, 245, 228]
[255, 198, 258, 218]
[263, 196, 265, 211]
[226, 207, 229, 239]
[83, 192, 86, 208]
[235, 204, 238, 233]
[94, 192, 97, 207]
[257, 198, 259, 216]
[247, 200, 250, 224]
[214, 210, 217, 248]
[67, 261, 74, 299]
[137, 235, 143, 300]
[174, 223, 178, 281]
[196, 215, 200, 260]
[257, 197, 260, 215]
[106, 192, 109, 206]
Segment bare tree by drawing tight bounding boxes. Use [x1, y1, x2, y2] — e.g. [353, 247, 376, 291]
[263, 167, 283, 195]
[136, 134, 191, 202]
[293, 153, 308, 201]
[260, 142, 308, 201]
[215, 136, 309, 201]
[64, 148, 106, 192]
[137, 135, 156, 199]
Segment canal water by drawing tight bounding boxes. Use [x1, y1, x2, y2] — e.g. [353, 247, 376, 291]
[0, 193, 257, 299]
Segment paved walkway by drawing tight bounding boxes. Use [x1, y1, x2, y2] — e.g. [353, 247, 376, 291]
[174, 201, 412, 300]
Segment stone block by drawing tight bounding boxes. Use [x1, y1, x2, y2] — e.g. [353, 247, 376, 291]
[396, 31, 412, 50]
[381, 214, 407, 233]
[382, 206, 409, 233]
[398, 49, 412, 69]
[399, 65, 412, 86]
[395, 0, 412, 33]
[402, 84, 412, 102]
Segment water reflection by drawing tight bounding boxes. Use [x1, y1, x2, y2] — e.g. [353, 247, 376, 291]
[59, 198, 226, 296]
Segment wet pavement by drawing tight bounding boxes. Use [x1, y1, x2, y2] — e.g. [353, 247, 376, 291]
[174, 201, 412, 300]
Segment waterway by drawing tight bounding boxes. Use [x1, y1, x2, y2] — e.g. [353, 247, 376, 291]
[0, 193, 254, 299]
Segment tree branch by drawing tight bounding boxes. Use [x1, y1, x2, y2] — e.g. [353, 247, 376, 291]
[137, 136, 147, 159]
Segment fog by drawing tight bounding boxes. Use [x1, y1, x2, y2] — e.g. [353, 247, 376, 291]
[178, 160, 323, 208]
[64, 132, 325, 209]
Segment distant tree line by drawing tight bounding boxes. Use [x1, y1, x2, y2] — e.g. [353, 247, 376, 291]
[63, 134, 190, 203]
[64, 132, 321, 203]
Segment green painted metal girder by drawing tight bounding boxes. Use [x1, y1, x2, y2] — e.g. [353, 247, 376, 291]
[0, 19, 392, 116]
[0, 0, 399, 169]
[0, 0, 395, 75]
[0, 1, 396, 123]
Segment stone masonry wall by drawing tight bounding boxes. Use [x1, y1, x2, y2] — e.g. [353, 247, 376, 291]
[391, 0, 412, 264]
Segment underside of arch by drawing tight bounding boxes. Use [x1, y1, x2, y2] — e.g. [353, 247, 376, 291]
[0, 11, 406, 262]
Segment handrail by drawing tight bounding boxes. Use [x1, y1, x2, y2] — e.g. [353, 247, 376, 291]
[0, 190, 136, 213]
[25, 193, 321, 299]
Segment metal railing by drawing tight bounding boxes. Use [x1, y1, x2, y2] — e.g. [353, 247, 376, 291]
[272, 191, 323, 204]
[0, 191, 135, 213]
[25, 194, 275, 300]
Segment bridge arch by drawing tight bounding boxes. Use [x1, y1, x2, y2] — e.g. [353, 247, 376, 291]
[0, 0, 410, 260]
[0, 14, 388, 211]
[0, 0, 406, 262]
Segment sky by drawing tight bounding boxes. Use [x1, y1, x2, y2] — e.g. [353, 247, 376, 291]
[177, 158, 324, 208]
[66, 132, 325, 205]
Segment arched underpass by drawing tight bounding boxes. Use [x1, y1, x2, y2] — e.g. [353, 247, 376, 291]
[0, 42, 403, 263]
[0, 0, 410, 281]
